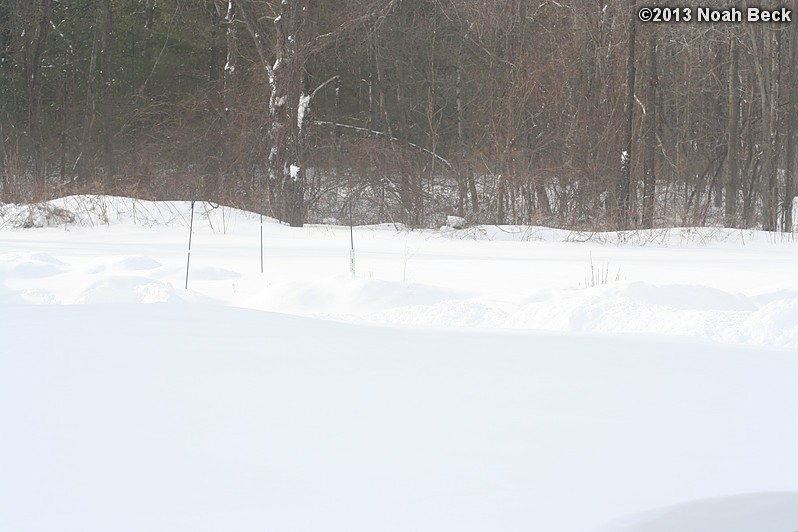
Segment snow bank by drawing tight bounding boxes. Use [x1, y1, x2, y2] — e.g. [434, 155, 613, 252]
[2, 304, 797, 532]
[593, 492, 798, 532]
[0, 196, 266, 229]
[2, 196, 797, 532]
[1, 195, 797, 348]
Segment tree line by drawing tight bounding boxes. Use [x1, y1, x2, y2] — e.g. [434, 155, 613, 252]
[1, 0, 796, 231]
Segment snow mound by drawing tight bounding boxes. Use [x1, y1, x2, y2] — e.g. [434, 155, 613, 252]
[83, 255, 163, 274]
[619, 281, 755, 311]
[502, 282, 795, 348]
[185, 265, 241, 281]
[594, 492, 798, 532]
[0, 252, 66, 277]
[76, 276, 183, 304]
[742, 298, 798, 348]
[246, 274, 469, 316]
[331, 281, 797, 349]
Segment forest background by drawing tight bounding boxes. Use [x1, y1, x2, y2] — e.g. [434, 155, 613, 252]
[1, 0, 796, 230]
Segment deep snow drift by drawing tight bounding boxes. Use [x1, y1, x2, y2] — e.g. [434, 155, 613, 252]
[1, 196, 797, 532]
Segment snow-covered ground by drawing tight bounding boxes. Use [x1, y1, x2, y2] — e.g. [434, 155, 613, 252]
[1, 196, 797, 532]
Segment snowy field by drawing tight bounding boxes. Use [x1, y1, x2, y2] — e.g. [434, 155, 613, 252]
[1, 196, 797, 532]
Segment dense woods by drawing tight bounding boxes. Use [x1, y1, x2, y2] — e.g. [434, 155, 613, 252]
[1, 0, 796, 230]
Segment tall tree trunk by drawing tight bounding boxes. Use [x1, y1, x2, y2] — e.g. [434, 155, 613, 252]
[497, 174, 507, 225]
[24, 0, 51, 190]
[235, 0, 312, 226]
[642, 27, 657, 229]
[455, 23, 470, 217]
[784, 16, 797, 232]
[235, 0, 398, 225]
[618, 0, 637, 229]
[208, 3, 221, 82]
[0, 118, 5, 197]
[82, 14, 100, 182]
[742, 97, 757, 227]
[98, 0, 114, 184]
[765, 28, 781, 231]
[753, 25, 781, 231]
[724, 29, 740, 228]
[271, 1, 310, 227]
[218, 0, 237, 199]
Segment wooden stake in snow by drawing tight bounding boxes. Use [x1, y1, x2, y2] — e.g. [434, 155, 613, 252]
[185, 200, 195, 290]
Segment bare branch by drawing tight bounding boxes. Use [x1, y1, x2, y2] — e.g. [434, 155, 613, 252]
[311, 75, 340, 100]
[314, 121, 453, 170]
[232, 0, 274, 83]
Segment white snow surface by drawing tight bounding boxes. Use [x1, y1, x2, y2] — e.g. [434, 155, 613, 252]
[1, 196, 797, 532]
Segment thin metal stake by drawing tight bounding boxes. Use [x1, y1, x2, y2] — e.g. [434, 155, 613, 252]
[349, 197, 355, 276]
[259, 174, 264, 273]
[185, 200, 196, 290]
[260, 211, 264, 273]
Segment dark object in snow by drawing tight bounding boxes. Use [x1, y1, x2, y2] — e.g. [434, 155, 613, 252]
[446, 215, 467, 229]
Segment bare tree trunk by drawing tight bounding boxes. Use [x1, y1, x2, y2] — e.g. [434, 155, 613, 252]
[765, 28, 781, 231]
[24, 0, 51, 189]
[724, 29, 740, 228]
[497, 174, 507, 225]
[0, 119, 6, 196]
[753, 25, 781, 231]
[98, 0, 113, 184]
[455, 24, 470, 218]
[642, 27, 657, 229]
[784, 16, 797, 232]
[618, 0, 637, 229]
[235, 0, 311, 226]
[368, 35, 378, 132]
[742, 97, 757, 227]
[218, 0, 237, 199]
[223, 1, 237, 120]
[208, 3, 221, 82]
[271, 1, 310, 227]
[389, 38, 421, 226]
[82, 7, 100, 182]
[0, 1, 12, 195]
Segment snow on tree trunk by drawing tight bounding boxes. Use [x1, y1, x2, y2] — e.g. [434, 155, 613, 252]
[266, 1, 308, 227]
[235, 0, 315, 227]
[234, 0, 397, 226]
